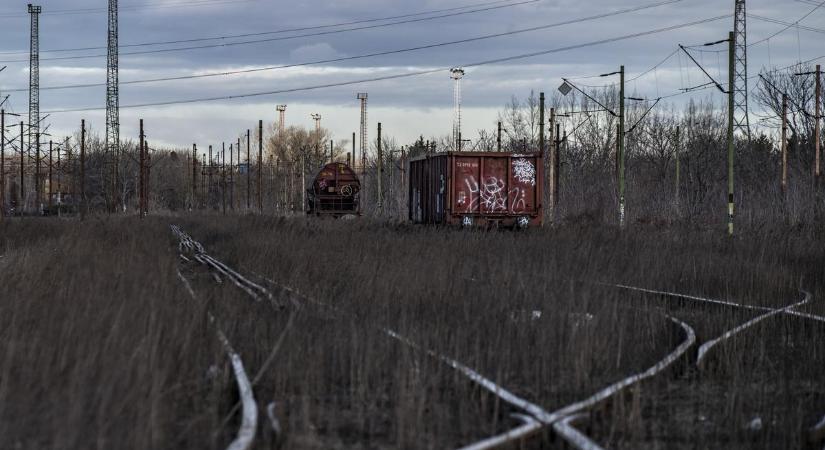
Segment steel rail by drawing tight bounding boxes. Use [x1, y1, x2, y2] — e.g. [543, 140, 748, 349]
[172, 225, 280, 306]
[249, 266, 696, 450]
[696, 290, 812, 366]
[243, 269, 562, 448]
[173, 226, 295, 439]
[459, 316, 695, 450]
[603, 283, 825, 324]
[552, 414, 604, 450]
[176, 270, 258, 450]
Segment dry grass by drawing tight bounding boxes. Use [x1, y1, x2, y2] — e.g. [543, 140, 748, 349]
[1, 213, 822, 449]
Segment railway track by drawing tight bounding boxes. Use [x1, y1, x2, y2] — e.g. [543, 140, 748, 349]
[545, 282, 824, 450]
[176, 269, 258, 450]
[172, 225, 292, 450]
[170, 225, 823, 449]
[460, 315, 696, 450]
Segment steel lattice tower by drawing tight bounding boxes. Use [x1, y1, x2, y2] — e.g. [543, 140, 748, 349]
[357, 93, 368, 171]
[276, 105, 286, 140]
[106, 0, 120, 209]
[450, 68, 465, 151]
[733, 0, 751, 140]
[28, 4, 41, 168]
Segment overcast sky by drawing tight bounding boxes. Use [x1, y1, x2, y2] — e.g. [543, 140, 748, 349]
[0, 0, 822, 149]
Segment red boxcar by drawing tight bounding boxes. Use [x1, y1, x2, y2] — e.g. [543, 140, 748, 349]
[409, 152, 543, 228]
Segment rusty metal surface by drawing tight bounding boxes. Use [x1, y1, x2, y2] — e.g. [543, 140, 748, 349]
[409, 152, 543, 227]
[307, 162, 361, 216]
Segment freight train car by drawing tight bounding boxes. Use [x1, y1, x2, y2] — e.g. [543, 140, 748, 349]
[307, 162, 361, 216]
[409, 152, 543, 228]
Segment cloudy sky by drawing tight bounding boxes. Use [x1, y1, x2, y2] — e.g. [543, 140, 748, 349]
[0, 0, 822, 149]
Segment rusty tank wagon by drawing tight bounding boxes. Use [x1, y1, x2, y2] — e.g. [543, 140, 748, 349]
[307, 162, 361, 217]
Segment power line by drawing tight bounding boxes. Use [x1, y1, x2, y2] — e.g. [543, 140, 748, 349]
[749, 0, 825, 47]
[750, 14, 825, 35]
[0, 0, 260, 19]
[42, 14, 730, 114]
[2, 0, 683, 93]
[0, 0, 541, 63]
[0, 0, 527, 55]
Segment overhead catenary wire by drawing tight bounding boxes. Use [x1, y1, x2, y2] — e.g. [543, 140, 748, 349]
[749, 0, 825, 47]
[0, 0, 545, 63]
[42, 14, 730, 114]
[0, 0, 533, 55]
[0, 0, 685, 93]
[0, 0, 261, 18]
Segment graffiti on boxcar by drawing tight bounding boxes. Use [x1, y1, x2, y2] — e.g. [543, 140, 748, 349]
[460, 176, 527, 213]
[512, 158, 536, 186]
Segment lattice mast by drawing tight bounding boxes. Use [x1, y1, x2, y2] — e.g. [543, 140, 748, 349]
[105, 0, 120, 210]
[450, 68, 465, 151]
[276, 105, 287, 140]
[357, 93, 368, 171]
[733, 0, 751, 139]
[28, 3, 41, 208]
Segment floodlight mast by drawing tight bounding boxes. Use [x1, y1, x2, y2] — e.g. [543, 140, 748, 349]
[451, 68, 465, 151]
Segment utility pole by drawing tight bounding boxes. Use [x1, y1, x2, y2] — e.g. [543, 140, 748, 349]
[139, 119, 145, 218]
[357, 93, 368, 174]
[497, 121, 502, 152]
[781, 93, 788, 195]
[352, 132, 356, 166]
[202, 152, 206, 207]
[19, 121, 23, 216]
[727, 31, 735, 237]
[222, 142, 226, 216]
[208, 145, 212, 208]
[618, 65, 626, 227]
[236, 137, 241, 210]
[144, 140, 150, 215]
[258, 120, 263, 213]
[0, 110, 4, 221]
[246, 129, 250, 209]
[539, 92, 545, 157]
[377, 122, 383, 212]
[48, 139, 52, 210]
[80, 119, 86, 220]
[192, 144, 197, 211]
[35, 132, 40, 211]
[229, 143, 234, 210]
[797, 65, 823, 185]
[818, 65, 822, 185]
[548, 109, 555, 223]
[301, 154, 305, 213]
[675, 125, 681, 210]
[330, 140, 334, 163]
[555, 123, 561, 206]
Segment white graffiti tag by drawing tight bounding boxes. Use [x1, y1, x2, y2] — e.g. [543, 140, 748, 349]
[512, 158, 536, 186]
[464, 177, 508, 212]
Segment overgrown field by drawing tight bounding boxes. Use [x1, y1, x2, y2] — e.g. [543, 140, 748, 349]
[0, 214, 822, 449]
